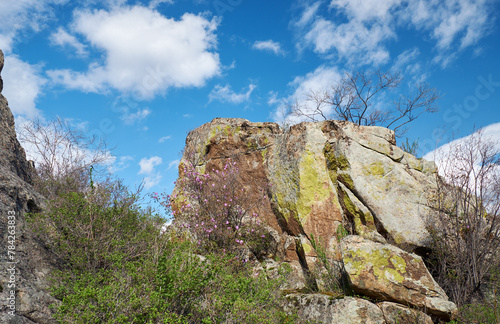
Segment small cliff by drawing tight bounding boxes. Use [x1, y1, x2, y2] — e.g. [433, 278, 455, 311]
[0, 49, 58, 324]
[174, 117, 458, 322]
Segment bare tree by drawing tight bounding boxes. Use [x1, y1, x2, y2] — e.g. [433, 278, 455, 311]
[426, 129, 500, 307]
[18, 117, 112, 197]
[289, 70, 440, 136]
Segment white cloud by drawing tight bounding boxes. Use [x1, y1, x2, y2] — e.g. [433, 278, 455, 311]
[2, 55, 46, 117]
[139, 156, 163, 189]
[111, 155, 134, 172]
[295, 0, 495, 67]
[271, 65, 342, 125]
[423, 123, 500, 196]
[252, 40, 284, 55]
[143, 173, 162, 189]
[302, 13, 393, 65]
[209, 83, 256, 104]
[329, 0, 402, 22]
[121, 107, 151, 125]
[393, 48, 428, 84]
[139, 156, 162, 175]
[295, 1, 321, 27]
[0, 0, 68, 52]
[424, 123, 500, 163]
[149, 0, 173, 9]
[168, 159, 180, 170]
[48, 5, 220, 98]
[17, 116, 116, 176]
[158, 135, 171, 143]
[404, 0, 492, 51]
[49, 27, 88, 56]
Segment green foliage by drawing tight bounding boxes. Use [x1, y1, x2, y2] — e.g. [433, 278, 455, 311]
[308, 234, 347, 297]
[30, 171, 296, 323]
[157, 241, 297, 324]
[400, 137, 419, 156]
[456, 300, 500, 324]
[336, 224, 349, 240]
[29, 180, 164, 272]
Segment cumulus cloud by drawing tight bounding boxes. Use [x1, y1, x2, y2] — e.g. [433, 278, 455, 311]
[139, 156, 163, 175]
[0, 0, 67, 52]
[2, 55, 46, 117]
[252, 40, 284, 55]
[49, 27, 88, 56]
[271, 65, 342, 125]
[295, 0, 494, 67]
[139, 156, 163, 189]
[48, 5, 221, 98]
[209, 83, 256, 104]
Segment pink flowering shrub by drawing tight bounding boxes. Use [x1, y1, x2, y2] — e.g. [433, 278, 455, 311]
[156, 159, 272, 258]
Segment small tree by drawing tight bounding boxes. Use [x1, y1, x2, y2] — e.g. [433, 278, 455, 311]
[161, 159, 271, 259]
[18, 117, 112, 197]
[288, 70, 439, 136]
[426, 129, 500, 307]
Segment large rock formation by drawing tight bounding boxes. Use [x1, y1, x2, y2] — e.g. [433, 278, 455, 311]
[174, 117, 457, 321]
[0, 49, 58, 323]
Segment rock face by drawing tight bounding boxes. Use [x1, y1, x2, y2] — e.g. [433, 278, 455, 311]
[341, 235, 457, 320]
[176, 118, 439, 260]
[175, 117, 456, 321]
[0, 50, 58, 323]
[285, 294, 386, 324]
[378, 301, 433, 324]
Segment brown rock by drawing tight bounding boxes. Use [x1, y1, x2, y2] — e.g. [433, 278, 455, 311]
[378, 301, 433, 324]
[0, 57, 58, 323]
[341, 235, 458, 320]
[285, 294, 386, 324]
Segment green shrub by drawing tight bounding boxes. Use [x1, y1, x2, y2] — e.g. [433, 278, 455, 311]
[30, 175, 296, 323]
[157, 240, 297, 324]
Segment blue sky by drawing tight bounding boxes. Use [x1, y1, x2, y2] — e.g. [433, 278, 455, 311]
[1, 0, 499, 197]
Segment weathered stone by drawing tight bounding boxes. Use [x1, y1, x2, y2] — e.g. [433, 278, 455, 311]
[323, 120, 437, 248]
[175, 118, 450, 304]
[340, 235, 458, 320]
[257, 258, 308, 290]
[174, 118, 344, 266]
[0, 56, 58, 323]
[337, 182, 386, 244]
[285, 294, 386, 324]
[378, 301, 433, 324]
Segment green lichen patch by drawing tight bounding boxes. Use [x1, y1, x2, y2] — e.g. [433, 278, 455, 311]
[323, 142, 350, 171]
[363, 161, 386, 177]
[297, 150, 331, 224]
[344, 247, 407, 284]
[339, 187, 377, 239]
[338, 172, 354, 190]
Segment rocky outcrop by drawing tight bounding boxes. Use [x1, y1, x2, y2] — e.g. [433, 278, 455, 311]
[175, 117, 456, 321]
[176, 118, 439, 260]
[285, 294, 386, 324]
[341, 235, 457, 320]
[0, 49, 58, 323]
